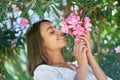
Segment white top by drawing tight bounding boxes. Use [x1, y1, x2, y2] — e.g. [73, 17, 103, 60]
[33, 64, 112, 80]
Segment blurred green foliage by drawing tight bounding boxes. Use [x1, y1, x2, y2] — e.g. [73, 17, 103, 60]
[0, 0, 120, 80]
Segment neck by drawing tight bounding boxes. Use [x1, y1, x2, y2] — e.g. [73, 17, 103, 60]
[44, 49, 77, 71]
[45, 49, 66, 66]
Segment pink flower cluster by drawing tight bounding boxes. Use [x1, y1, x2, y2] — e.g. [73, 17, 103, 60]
[114, 46, 120, 54]
[61, 10, 92, 42]
[19, 18, 29, 27]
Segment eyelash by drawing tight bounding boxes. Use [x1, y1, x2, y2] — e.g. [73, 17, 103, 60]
[50, 30, 55, 34]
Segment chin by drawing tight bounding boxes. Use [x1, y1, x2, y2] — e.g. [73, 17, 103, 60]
[62, 42, 67, 47]
[57, 40, 67, 48]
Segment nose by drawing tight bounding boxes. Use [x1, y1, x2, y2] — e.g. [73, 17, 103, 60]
[57, 29, 63, 35]
[56, 29, 63, 40]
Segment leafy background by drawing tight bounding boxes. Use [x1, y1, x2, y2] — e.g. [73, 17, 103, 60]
[0, 0, 120, 80]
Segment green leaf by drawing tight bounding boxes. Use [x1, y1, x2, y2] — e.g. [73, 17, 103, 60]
[35, 2, 44, 19]
[1, 1, 8, 13]
[51, 6, 60, 17]
[19, 3, 32, 17]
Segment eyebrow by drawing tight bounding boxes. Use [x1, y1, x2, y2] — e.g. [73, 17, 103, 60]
[46, 26, 56, 31]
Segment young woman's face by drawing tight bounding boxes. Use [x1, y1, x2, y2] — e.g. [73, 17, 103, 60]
[40, 22, 67, 51]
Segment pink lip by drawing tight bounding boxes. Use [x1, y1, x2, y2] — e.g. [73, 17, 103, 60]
[57, 36, 65, 40]
[60, 36, 64, 39]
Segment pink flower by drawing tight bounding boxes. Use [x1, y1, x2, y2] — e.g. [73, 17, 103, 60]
[19, 18, 29, 27]
[84, 17, 92, 31]
[70, 6, 74, 11]
[74, 10, 78, 15]
[79, 10, 84, 15]
[73, 24, 85, 36]
[61, 10, 92, 43]
[61, 23, 69, 33]
[12, 4, 18, 11]
[65, 13, 80, 25]
[114, 46, 120, 54]
[68, 31, 74, 37]
[84, 17, 91, 23]
[85, 23, 92, 31]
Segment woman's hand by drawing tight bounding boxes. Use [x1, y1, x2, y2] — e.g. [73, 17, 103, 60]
[74, 39, 88, 68]
[77, 31, 93, 60]
[80, 31, 92, 55]
[77, 31, 107, 80]
[74, 36, 88, 80]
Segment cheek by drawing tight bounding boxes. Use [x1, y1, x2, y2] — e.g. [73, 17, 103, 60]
[43, 37, 57, 48]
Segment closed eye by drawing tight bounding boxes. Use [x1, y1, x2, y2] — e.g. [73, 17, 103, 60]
[50, 30, 55, 34]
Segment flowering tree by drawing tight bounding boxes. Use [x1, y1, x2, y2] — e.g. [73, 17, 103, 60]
[0, 0, 120, 79]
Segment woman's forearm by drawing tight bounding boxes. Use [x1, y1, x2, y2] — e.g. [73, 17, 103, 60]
[74, 66, 87, 80]
[88, 54, 107, 80]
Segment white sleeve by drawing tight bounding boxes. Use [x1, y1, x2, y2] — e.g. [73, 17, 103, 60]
[33, 65, 61, 80]
[34, 69, 56, 80]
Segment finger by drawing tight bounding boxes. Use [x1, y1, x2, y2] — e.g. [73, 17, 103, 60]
[74, 36, 80, 44]
[79, 39, 86, 44]
[75, 44, 81, 57]
[78, 45, 87, 61]
[74, 43, 80, 57]
[80, 34, 90, 42]
[82, 48, 88, 62]
[74, 44, 86, 59]
[79, 37, 89, 46]
[74, 43, 77, 55]
[85, 30, 90, 39]
[78, 31, 90, 42]
[83, 47, 88, 54]
[78, 44, 86, 56]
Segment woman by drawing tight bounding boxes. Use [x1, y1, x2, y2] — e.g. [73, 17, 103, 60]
[26, 20, 112, 80]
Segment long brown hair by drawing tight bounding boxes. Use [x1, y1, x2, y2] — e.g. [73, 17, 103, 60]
[26, 20, 52, 76]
